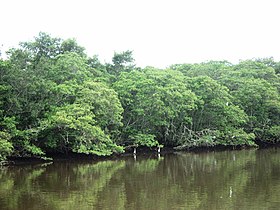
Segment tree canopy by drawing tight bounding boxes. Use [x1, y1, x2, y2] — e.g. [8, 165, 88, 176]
[0, 33, 279, 161]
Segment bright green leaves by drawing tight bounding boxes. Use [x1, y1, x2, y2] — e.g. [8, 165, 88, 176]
[37, 79, 124, 156]
[263, 125, 280, 143]
[76, 81, 123, 131]
[107, 50, 135, 77]
[0, 116, 44, 158]
[216, 129, 256, 146]
[0, 34, 125, 159]
[60, 38, 86, 57]
[114, 69, 197, 146]
[219, 62, 280, 143]
[233, 79, 278, 115]
[230, 78, 280, 141]
[171, 61, 232, 80]
[40, 103, 123, 156]
[188, 76, 248, 131]
[51, 52, 90, 84]
[173, 58, 280, 147]
[0, 132, 13, 161]
[19, 32, 86, 61]
[174, 76, 252, 148]
[131, 134, 159, 148]
[36, 53, 124, 156]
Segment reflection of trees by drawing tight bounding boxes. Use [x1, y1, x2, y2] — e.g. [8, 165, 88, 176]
[109, 149, 280, 210]
[0, 164, 50, 210]
[158, 149, 280, 210]
[239, 148, 280, 210]
[170, 150, 256, 209]
[0, 161, 126, 210]
[0, 149, 279, 210]
[92, 156, 165, 210]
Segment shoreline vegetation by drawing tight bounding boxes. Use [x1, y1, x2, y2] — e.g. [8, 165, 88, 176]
[2, 144, 280, 166]
[0, 32, 279, 163]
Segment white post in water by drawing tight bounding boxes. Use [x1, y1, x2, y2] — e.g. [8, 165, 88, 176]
[133, 147, 137, 161]
[157, 153, 161, 159]
[157, 146, 161, 153]
[229, 186, 232, 198]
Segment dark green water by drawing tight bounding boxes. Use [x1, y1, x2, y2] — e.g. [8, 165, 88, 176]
[0, 148, 279, 210]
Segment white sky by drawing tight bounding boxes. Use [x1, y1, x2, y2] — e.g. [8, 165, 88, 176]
[1, 0, 280, 68]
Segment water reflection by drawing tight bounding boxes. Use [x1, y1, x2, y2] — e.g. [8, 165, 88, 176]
[0, 148, 279, 210]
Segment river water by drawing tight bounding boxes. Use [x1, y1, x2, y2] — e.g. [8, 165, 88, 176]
[0, 148, 279, 210]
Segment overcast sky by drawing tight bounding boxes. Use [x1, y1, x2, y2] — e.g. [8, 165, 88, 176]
[1, 0, 280, 68]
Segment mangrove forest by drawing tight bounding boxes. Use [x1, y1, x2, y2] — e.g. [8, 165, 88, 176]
[0, 32, 280, 161]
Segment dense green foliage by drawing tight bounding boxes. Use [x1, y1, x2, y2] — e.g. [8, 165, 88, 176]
[0, 33, 279, 160]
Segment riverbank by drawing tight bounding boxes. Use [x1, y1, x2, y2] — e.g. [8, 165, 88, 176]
[2, 143, 279, 166]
